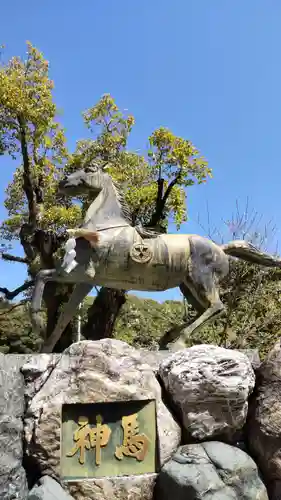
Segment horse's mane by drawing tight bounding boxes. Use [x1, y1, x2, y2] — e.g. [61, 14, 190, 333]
[111, 178, 161, 239]
[135, 225, 164, 239]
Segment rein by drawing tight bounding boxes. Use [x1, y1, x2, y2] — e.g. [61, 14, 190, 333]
[96, 225, 130, 232]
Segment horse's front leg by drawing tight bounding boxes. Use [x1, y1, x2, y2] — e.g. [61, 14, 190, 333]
[41, 282, 93, 353]
[31, 234, 78, 333]
[30, 268, 59, 341]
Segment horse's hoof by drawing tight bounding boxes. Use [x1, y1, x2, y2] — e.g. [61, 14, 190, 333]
[158, 330, 173, 347]
[158, 337, 169, 349]
[168, 338, 186, 352]
[158, 344, 169, 351]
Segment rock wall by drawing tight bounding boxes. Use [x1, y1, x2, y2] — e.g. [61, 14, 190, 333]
[0, 340, 278, 499]
[22, 340, 180, 500]
[0, 353, 28, 500]
[248, 339, 281, 500]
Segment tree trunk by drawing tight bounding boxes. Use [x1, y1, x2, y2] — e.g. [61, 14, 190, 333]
[83, 288, 126, 340]
[44, 281, 75, 352]
[32, 230, 73, 352]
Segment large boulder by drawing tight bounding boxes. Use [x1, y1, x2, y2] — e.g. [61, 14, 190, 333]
[158, 344, 255, 440]
[248, 339, 281, 499]
[22, 340, 181, 500]
[0, 353, 28, 500]
[156, 441, 268, 500]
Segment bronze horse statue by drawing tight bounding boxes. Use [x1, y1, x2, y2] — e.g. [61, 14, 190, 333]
[31, 164, 281, 353]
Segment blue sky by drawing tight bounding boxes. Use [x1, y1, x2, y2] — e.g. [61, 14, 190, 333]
[0, 1, 281, 303]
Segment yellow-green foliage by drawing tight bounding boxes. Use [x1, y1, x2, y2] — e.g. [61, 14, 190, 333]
[68, 93, 211, 229]
[0, 300, 42, 353]
[0, 42, 81, 238]
[0, 44, 210, 243]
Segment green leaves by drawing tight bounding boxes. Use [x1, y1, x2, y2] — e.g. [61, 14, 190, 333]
[83, 93, 135, 135]
[0, 43, 211, 263]
[69, 95, 211, 230]
[0, 42, 55, 136]
[81, 94, 135, 164]
[0, 43, 80, 242]
[149, 127, 211, 185]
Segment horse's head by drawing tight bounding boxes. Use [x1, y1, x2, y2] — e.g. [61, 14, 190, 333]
[58, 164, 109, 197]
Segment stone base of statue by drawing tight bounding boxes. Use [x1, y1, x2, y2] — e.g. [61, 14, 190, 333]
[0, 340, 271, 500]
[21, 340, 180, 500]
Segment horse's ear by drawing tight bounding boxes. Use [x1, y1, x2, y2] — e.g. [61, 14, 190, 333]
[85, 162, 109, 173]
[86, 165, 98, 173]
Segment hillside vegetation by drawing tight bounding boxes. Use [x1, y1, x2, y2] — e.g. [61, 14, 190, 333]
[1, 258, 280, 359]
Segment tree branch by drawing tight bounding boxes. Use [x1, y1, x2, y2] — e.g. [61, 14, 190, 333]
[149, 170, 182, 228]
[1, 253, 29, 264]
[156, 153, 164, 209]
[156, 178, 164, 214]
[0, 280, 34, 300]
[162, 171, 182, 206]
[17, 114, 37, 228]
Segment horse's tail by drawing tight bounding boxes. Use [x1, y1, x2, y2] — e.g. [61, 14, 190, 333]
[221, 240, 281, 268]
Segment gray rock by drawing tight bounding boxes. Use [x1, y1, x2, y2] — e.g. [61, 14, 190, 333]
[248, 339, 281, 499]
[237, 348, 261, 370]
[138, 349, 172, 372]
[68, 474, 157, 500]
[28, 476, 75, 499]
[158, 344, 255, 440]
[0, 353, 28, 500]
[21, 353, 60, 402]
[22, 340, 180, 500]
[0, 353, 26, 415]
[28, 474, 157, 500]
[139, 348, 261, 372]
[156, 441, 268, 500]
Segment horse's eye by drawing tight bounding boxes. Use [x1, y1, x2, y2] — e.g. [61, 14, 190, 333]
[86, 162, 102, 173]
[85, 166, 95, 173]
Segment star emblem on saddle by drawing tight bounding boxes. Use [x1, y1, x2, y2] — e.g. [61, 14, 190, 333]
[130, 242, 152, 264]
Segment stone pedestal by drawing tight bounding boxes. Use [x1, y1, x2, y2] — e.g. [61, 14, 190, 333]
[22, 340, 181, 500]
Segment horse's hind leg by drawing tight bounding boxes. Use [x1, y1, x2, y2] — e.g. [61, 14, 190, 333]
[176, 244, 228, 345]
[180, 284, 224, 344]
[158, 281, 204, 349]
[159, 279, 224, 350]
[159, 239, 228, 349]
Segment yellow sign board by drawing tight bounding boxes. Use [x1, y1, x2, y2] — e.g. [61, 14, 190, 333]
[61, 399, 158, 480]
